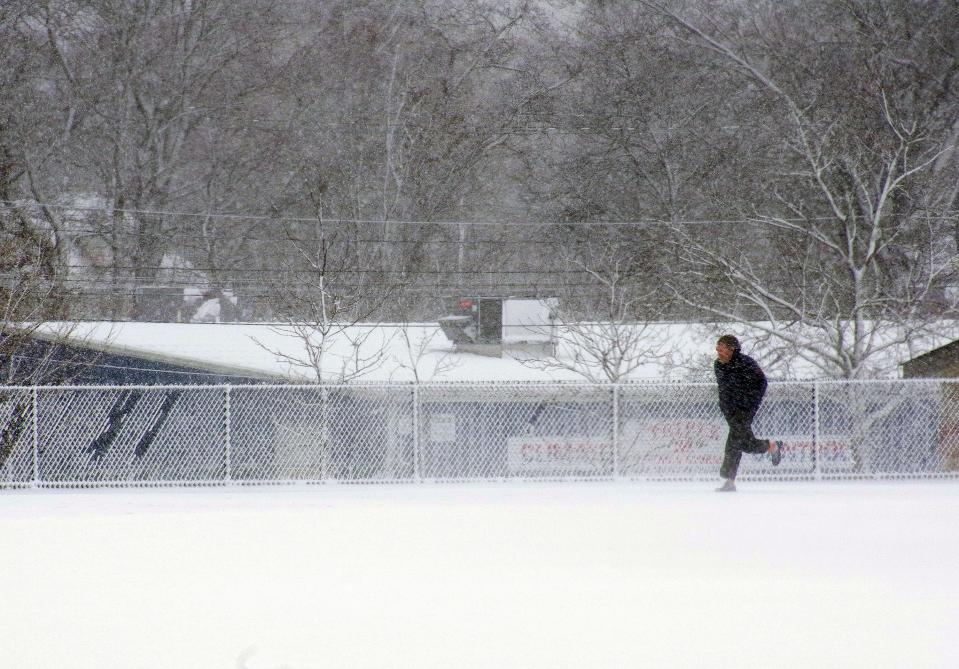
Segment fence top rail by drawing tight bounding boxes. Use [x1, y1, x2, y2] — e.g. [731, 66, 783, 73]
[3, 377, 958, 393]
[809, 377, 959, 386]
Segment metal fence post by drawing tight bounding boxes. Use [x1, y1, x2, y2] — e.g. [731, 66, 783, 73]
[813, 381, 821, 481]
[32, 387, 39, 487]
[412, 384, 421, 481]
[224, 385, 232, 483]
[612, 384, 620, 479]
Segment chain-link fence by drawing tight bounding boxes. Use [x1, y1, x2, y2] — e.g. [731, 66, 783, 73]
[1, 380, 957, 487]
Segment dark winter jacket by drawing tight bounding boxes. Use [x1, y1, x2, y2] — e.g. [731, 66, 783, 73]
[714, 351, 768, 420]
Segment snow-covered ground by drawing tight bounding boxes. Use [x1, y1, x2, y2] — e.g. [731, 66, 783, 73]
[2, 481, 957, 668]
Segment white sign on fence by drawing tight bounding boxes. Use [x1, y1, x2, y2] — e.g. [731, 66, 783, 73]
[429, 414, 457, 443]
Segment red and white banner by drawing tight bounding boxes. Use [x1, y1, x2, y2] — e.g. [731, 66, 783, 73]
[507, 436, 609, 474]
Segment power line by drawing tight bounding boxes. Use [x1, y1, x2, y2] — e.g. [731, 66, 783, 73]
[9, 282, 637, 302]
[17, 319, 585, 329]
[8, 264, 600, 276]
[10, 285, 610, 295]
[9, 199, 914, 227]
[0, 224, 567, 246]
[9, 287, 621, 300]
[7, 200, 673, 226]
[2, 264, 657, 284]
[4, 274, 619, 293]
[6, 269, 641, 289]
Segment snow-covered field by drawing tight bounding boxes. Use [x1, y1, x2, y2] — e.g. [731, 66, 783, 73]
[2, 481, 957, 668]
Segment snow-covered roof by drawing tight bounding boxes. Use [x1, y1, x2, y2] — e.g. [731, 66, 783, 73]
[29, 321, 714, 383]
[28, 320, 959, 383]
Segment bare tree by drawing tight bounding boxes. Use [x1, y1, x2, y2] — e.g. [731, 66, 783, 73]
[33, 0, 288, 318]
[533, 1, 747, 224]
[261, 0, 574, 316]
[391, 323, 459, 382]
[254, 213, 404, 384]
[0, 206, 89, 386]
[250, 214, 410, 480]
[638, 0, 959, 378]
[0, 1, 92, 312]
[519, 227, 671, 382]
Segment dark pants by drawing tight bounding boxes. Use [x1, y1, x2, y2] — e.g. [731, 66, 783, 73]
[720, 412, 768, 480]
